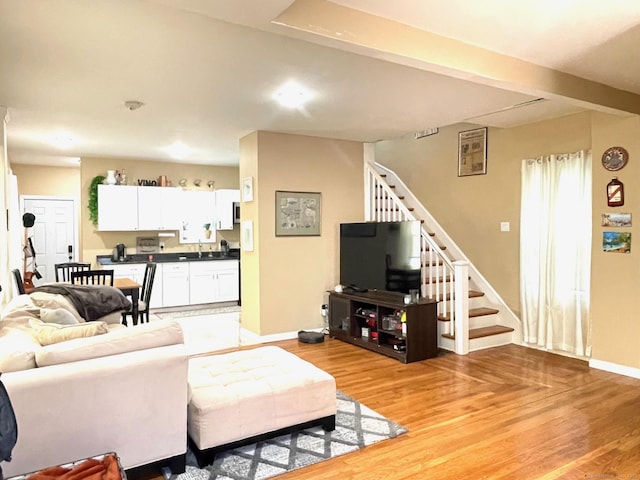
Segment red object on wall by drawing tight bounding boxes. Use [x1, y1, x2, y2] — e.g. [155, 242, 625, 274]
[607, 177, 624, 207]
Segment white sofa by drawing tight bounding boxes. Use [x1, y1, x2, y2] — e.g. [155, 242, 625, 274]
[0, 293, 188, 477]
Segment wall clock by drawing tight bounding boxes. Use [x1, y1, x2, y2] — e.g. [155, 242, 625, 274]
[602, 146, 629, 171]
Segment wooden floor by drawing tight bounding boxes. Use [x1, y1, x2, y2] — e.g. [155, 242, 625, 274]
[132, 339, 640, 480]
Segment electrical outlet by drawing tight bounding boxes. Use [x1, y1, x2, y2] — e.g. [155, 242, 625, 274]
[159, 241, 165, 251]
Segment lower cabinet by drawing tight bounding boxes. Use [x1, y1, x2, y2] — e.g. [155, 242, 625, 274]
[104, 260, 239, 309]
[162, 262, 190, 307]
[189, 260, 240, 304]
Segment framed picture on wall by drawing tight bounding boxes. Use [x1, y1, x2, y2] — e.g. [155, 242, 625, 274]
[458, 127, 488, 176]
[242, 176, 254, 202]
[275, 191, 321, 236]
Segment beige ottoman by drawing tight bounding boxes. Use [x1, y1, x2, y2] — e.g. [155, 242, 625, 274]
[187, 345, 336, 465]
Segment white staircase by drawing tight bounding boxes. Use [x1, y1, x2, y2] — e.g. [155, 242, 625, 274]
[364, 160, 522, 354]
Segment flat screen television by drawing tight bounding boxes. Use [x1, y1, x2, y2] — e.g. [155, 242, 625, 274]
[339, 221, 422, 293]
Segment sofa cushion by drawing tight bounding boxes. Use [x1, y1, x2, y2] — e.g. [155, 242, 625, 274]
[35, 320, 184, 367]
[0, 328, 40, 372]
[29, 319, 109, 347]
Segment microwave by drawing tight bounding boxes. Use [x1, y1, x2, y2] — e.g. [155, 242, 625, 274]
[233, 202, 240, 224]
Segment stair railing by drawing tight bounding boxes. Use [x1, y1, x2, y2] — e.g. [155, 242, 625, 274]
[364, 163, 470, 352]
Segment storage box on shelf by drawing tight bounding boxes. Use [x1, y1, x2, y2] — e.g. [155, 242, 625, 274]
[328, 290, 437, 363]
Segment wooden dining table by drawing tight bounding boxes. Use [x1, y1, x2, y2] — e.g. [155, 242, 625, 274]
[113, 277, 142, 326]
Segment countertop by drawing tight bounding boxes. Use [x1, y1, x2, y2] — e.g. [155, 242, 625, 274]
[97, 248, 240, 265]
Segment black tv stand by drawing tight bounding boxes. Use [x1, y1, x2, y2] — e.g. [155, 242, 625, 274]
[328, 290, 437, 363]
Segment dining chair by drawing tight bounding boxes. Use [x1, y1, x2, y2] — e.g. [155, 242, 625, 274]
[55, 262, 91, 282]
[12, 269, 25, 295]
[121, 263, 157, 325]
[70, 269, 114, 286]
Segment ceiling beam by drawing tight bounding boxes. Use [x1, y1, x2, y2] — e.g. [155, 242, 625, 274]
[273, 0, 640, 116]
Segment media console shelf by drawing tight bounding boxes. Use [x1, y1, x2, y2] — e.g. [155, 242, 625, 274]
[328, 290, 438, 363]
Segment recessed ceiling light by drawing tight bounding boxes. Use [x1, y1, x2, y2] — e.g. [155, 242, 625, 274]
[165, 141, 190, 160]
[273, 81, 313, 109]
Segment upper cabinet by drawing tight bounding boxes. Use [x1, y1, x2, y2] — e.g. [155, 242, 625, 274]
[97, 186, 239, 235]
[138, 187, 182, 231]
[98, 185, 182, 232]
[98, 185, 139, 231]
[214, 189, 240, 230]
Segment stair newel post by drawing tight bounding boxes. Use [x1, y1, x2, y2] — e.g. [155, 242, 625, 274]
[453, 260, 470, 355]
[364, 165, 372, 221]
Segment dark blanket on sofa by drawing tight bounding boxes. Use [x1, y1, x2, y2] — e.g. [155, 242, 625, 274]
[33, 284, 132, 322]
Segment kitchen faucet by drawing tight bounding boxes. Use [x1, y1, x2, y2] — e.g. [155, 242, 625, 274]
[198, 240, 202, 259]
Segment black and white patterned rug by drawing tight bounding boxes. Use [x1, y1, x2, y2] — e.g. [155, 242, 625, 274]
[163, 391, 407, 480]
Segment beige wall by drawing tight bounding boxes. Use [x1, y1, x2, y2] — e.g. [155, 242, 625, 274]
[376, 112, 592, 316]
[240, 131, 363, 336]
[591, 113, 640, 368]
[11, 163, 81, 198]
[377, 111, 640, 371]
[80, 157, 239, 265]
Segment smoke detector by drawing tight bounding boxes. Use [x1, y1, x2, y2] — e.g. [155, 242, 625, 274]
[124, 100, 144, 111]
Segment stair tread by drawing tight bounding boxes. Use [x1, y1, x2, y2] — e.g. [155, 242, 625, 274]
[442, 325, 514, 340]
[438, 307, 499, 322]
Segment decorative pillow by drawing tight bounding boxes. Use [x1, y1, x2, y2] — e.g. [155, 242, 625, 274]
[40, 308, 80, 325]
[29, 319, 108, 346]
[29, 292, 83, 323]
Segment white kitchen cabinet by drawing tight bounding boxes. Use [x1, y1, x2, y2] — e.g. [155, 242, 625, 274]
[110, 263, 145, 284]
[189, 260, 239, 305]
[214, 189, 240, 230]
[189, 261, 217, 304]
[98, 185, 139, 231]
[213, 260, 240, 302]
[162, 262, 190, 307]
[137, 187, 182, 231]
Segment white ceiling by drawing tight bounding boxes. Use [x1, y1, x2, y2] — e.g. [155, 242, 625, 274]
[1, 0, 639, 167]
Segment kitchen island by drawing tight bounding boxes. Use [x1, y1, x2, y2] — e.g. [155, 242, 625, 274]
[97, 249, 240, 308]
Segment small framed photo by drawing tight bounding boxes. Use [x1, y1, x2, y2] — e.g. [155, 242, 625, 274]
[603, 231, 631, 253]
[458, 127, 488, 176]
[601, 212, 631, 227]
[242, 176, 254, 202]
[275, 191, 321, 236]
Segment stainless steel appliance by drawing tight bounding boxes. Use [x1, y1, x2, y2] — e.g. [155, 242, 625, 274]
[233, 202, 240, 224]
[113, 243, 126, 262]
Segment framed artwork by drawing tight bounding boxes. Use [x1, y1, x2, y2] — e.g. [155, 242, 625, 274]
[458, 127, 488, 176]
[601, 213, 632, 227]
[242, 220, 254, 251]
[242, 176, 254, 202]
[602, 231, 631, 253]
[275, 191, 321, 236]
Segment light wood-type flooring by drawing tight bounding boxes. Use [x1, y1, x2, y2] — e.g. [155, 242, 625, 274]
[131, 338, 640, 480]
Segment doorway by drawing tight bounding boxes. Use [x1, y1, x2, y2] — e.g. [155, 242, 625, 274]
[21, 196, 78, 286]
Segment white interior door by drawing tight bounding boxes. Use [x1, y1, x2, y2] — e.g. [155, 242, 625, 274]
[22, 197, 77, 286]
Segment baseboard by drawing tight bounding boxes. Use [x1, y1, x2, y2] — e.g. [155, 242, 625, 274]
[589, 358, 640, 379]
[245, 327, 325, 345]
